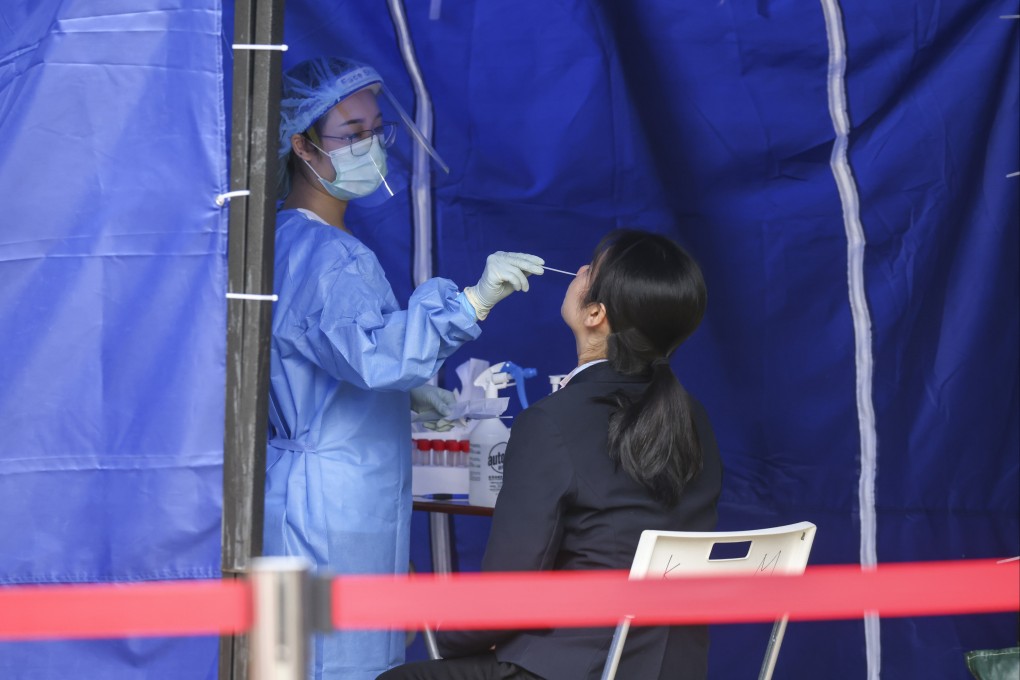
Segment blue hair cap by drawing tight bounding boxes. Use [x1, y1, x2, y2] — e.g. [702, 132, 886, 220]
[277, 56, 383, 162]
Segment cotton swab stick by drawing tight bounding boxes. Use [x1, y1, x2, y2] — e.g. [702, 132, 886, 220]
[540, 265, 576, 276]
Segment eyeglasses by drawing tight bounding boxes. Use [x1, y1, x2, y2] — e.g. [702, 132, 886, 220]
[317, 123, 397, 156]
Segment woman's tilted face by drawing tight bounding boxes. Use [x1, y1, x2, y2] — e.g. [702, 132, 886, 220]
[560, 263, 592, 332]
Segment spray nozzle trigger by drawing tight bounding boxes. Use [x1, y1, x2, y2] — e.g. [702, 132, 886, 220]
[497, 361, 537, 410]
[473, 361, 538, 409]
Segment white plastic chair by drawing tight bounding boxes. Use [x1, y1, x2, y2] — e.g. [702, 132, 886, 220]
[600, 521, 817, 680]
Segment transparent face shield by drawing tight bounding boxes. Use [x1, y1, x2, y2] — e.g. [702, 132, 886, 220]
[306, 84, 448, 207]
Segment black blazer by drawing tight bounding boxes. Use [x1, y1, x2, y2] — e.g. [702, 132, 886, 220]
[438, 362, 723, 680]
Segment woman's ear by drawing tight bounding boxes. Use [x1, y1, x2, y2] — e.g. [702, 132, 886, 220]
[583, 302, 608, 330]
[291, 133, 317, 163]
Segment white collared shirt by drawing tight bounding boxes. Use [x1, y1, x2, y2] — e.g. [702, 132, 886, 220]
[559, 359, 608, 389]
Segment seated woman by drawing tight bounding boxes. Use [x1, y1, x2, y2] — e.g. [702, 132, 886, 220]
[380, 229, 722, 680]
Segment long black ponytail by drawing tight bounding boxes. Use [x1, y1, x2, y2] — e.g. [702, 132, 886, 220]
[585, 230, 708, 506]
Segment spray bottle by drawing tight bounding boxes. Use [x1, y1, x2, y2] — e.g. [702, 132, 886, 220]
[468, 362, 535, 507]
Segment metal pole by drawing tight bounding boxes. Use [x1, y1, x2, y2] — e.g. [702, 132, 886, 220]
[386, 0, 436, 288]
[428, 513, 453, 575]
[249, 558, 311, 680]
[220, 0, 285, 676]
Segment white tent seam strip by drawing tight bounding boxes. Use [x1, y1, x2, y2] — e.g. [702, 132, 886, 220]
[819, 1, 881, 678]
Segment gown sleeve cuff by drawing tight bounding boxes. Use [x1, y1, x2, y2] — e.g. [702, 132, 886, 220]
[457, 291, 479, 322]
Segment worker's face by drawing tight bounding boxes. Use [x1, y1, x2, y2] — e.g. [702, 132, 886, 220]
[302, 89, 383, 182]
[560, 263, 592, 333]
[318, 89, 383, 153]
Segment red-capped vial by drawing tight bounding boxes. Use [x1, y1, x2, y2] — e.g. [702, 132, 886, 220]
[431, 439, 446, 467]
[443, 440, 458, 467]
[415, 438, 431, 466]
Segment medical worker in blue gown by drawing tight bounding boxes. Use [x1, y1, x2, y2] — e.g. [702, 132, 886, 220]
[263, 56, 544, 680]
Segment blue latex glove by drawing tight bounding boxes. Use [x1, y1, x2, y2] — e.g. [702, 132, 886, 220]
[463, 252, 545, 320]
[410, 385, 458, 432]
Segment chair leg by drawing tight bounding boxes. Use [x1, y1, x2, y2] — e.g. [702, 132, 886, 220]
[409, 561, 443, 660]
[757, 616, 789, 680]
[422, 624, 442, 661]
[600, 617, 632, 680]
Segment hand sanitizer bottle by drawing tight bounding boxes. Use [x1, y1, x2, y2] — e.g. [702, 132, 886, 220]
[468, 364, 512, 507]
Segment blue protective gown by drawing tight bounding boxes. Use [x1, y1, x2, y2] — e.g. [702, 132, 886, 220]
[263, 209, 481, 680]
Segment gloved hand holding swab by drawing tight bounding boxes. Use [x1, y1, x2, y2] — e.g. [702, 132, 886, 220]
[464, 252, 545, 320]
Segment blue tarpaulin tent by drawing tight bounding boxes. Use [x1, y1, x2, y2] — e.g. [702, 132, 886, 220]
[0, 1, 1016, 678]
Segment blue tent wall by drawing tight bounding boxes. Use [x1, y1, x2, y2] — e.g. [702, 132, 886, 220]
[0, 0, 1014, 678]
[0, 1, 227, 677]
[279, 1, 1019, 678]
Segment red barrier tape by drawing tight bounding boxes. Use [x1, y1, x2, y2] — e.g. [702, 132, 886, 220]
[0, 580, 251, 641]
[0, 560, 1015, 640]
[332, 559, 1020, 630]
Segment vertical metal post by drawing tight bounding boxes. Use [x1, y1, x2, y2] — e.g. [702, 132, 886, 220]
[220, 0, 286, 677]
[249, 558, 311, 680]
[422, 513, 453, 659]
[428, 513, 453, 575]
[386, 0, 437, 289]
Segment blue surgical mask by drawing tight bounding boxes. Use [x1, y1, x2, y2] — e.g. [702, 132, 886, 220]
[304, 137, 388, 201]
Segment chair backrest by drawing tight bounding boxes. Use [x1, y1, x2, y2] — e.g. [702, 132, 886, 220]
[600, 522, 817, 680]
[629, 521, 817, 580]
